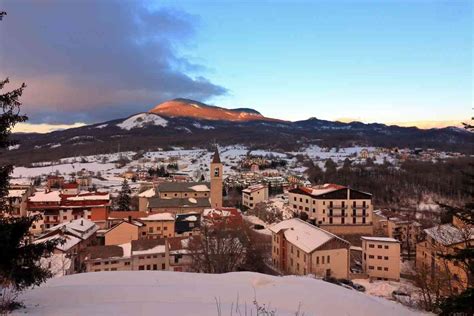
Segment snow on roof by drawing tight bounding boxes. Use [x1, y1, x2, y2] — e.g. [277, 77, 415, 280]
[139, 213, 174, 221]
[66, 193, 110, 201]
[242, 184, 266, 193]
[203, 208, 231, 217]
[138, 188, 155, 198]
[133, 245, 166, 256]
[361, 236, 399, 243]
[16, 271, 423, 316]
[117, 113, 168, 130]
[269, 218, 348, 253]
[8, 189, 26, 198]
[29, 190, 61, 203]
[189, 184, 209, 192]
[424, 224, 473, 246]
[118, 243, 132, 257]
[48, 219, 98, 240]
[182, 215, 198, 222]
[34, 234, 81, 252]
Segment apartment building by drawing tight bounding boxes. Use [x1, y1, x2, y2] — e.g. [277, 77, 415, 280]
[270, 218, 351, 279]
[84, 239, 169, 272]
[416, 216, 473, 294]
[4, 184, 34, 216]
[361, 236, 400, 281]
[104, 219, 144, 246]
[139, 213, 175, 238]
[242, 184, 269, 209]
[288, 184, 373, 235]
[28, 190, 110, 231]
[373, 210, 422, 258]
[168, 237, 192, 272]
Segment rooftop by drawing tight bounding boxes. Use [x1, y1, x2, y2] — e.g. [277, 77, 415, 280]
[424, 224, 473, 246]
[269, 218, 349, 253]
[157, 182, 210, 193]
[361, 236, 399, 243]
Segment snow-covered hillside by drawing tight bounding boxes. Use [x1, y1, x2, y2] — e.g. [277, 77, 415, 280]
[117, 113, 168, 130]
[15, 271, 424, 316]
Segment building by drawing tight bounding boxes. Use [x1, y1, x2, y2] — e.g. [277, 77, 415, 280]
[147, 182, 211, 214]
[168, 237, 192, 272]
[373, 210, 422, 259]
[270, 218, 351, 279]
[361, 236, 400, 281]
[175, 213, 200, 236]
[35, 219, 99, 274]
[242, 184, 269, 209]
[4, 184, 34, 216]
[84, 239, 169, 272]
[288, 184, 373, 235]
[28, 190, 110, 231]
[104, 219, 144, 246]
[139, 213, 175, 239]
[416, 216, 473, 294]
[137, 187, 156, 212]
[210, 148, 223, 208]
[202, 207, 243, 230]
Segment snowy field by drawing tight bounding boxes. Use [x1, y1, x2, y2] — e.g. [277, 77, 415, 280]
[14, 271, 426, 316]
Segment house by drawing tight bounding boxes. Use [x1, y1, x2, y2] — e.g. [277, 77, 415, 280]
[270, 218, 351, 279]
[168, 237, 192, 272]
[47, 175, 64, 189]
[288, 184, 373, 235]
[416, 215, 473, 294]
[139, 213, 175, 239]
[137, 187, 156, 212]
[361, 236, 400, 281]
[84, 239, 169, 272]
[175, 213, 201, 236]
[35, 218, 99, 274]
[242, 184, 269, 209]
[4, 184, 34, 216]
[104, 219, 144, 246]
[202, 208, 243, 229]
[62, 182, 79, 195]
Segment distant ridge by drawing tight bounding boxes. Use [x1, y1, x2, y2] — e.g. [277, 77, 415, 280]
[149, 98, 281, 122]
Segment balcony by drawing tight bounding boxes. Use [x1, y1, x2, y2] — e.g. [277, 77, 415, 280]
[328, 205, 347, 210]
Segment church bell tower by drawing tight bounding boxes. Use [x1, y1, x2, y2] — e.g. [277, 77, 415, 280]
[210, 147, 223, 208]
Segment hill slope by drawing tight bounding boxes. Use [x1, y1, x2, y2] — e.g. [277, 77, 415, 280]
[150, 98, 279, 122]
[14, 271, 423, 316]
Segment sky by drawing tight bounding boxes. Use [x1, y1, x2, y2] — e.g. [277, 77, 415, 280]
[0, 0, 472, 132]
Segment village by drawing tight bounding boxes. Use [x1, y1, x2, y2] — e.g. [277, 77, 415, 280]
[3, 145, 471, 310]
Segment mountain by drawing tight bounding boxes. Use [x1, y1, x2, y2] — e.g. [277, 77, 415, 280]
[13, 271, 422, 316]
[149, 98, 279, 122]
[5, 99, 472, 165]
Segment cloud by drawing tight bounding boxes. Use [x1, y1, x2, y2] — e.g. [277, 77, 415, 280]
[12, 122, 87, 134]
[0, 0, 227, 124]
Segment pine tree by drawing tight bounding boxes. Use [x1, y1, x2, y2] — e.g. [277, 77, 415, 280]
[117, 179, 131, 210]
[0, 27, 59, 310]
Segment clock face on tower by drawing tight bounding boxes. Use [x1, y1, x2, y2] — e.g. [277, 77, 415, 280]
[214, 167, 220, 177]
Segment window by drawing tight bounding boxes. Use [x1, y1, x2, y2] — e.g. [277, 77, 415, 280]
[384, 245, 389, 249]
[297, 263, 300, 271]
[327, 255, 330, 264]
[377, 256, 382, 260]
[377, 267, 382, 270]
[162, 263, 166, 270]
[146, 265, 151, 270]
[300, 198, 302, 202]
[369, 244, 374, 248]
[316, 256, 319, 264]
[369, 266, 374, 270]
[111, 268, 117, 271]
[124, 262, 130, 266]
[369, 255, 374, 259]
[377, 245, 382, 249]
[341, 217, 345, 224]
[384, 256, 388, 260]
[322, 256, 325, 264]
[63, 216, 67, 220]
[290, 258, 293, 266]
[111, 261, 118, 264]
[214, 167, 219, 177]
[329, 218, 333, 224]
[353, 217, 356, 224]
[139, 265, 144, 270]
[149, 227, 154, 233]
[384, 267, 388, 271]
[294, 197, 296, 201]
[296, 250, 300, 258]
[362, 217, 366, 224]
[93, 262, 101, 266]
[153, 264, 158, 270]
